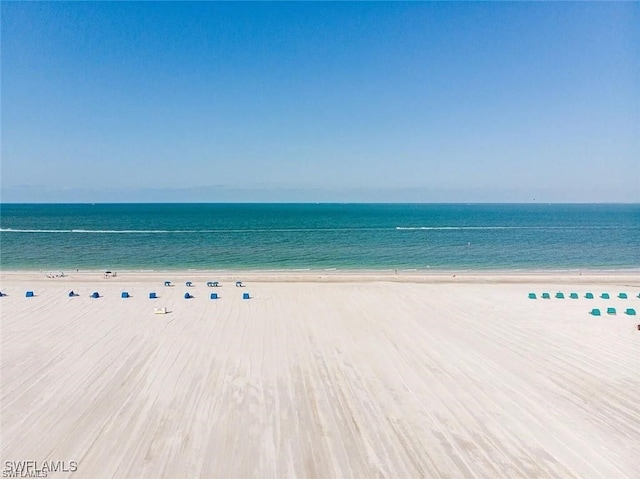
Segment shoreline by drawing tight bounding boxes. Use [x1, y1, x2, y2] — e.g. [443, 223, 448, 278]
[2, 268, 639, 284]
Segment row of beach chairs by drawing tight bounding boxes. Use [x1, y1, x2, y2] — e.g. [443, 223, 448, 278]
[15, 290, 251, 300]
[529, 292, 639, 300]
[164, 281, 244, 287]
[590, 308, 636, 316]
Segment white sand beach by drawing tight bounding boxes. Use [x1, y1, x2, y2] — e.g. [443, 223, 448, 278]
[1, 270, 639, 478]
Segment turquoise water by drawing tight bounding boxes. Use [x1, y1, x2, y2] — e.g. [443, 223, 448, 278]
[1, 203, 638, 271]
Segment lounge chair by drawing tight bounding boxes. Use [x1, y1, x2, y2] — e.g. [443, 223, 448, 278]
[541, 292, 550, 299]
[625, 308, 636, 316]
[555, 292, 564, 299]
[618, 293, 627, 299]
[590, 308, 601, 316]
[569, 293, 578, 299]
[528, 293, 537, 299]
[601, 293, 610, 299]
[585, 292, 594, 299]
[607, 307, 616, 315]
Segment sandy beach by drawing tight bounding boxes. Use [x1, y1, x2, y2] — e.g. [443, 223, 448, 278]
[1, 270, 639, 478]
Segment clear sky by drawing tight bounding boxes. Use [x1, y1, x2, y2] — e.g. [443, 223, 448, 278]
[2, 1, 638, 203]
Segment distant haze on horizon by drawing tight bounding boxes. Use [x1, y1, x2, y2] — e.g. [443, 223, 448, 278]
[1, 2, 638, 204]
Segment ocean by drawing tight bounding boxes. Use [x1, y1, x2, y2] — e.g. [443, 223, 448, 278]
[0, 203, 638, 271]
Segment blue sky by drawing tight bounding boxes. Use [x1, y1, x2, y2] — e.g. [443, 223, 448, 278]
[2, 2, 638, 203]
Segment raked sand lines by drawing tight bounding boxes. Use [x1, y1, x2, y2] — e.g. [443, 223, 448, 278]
[1, 276, 639, 478]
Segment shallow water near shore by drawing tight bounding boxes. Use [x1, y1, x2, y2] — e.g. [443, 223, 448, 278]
[1, 203, 638, 270]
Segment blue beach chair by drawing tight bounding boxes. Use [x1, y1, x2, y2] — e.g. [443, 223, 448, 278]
[210, 293, 218, 300]
[242, 292, 250, 299]
[590, 308, 601, 316]
[528, 293, 537, 299]
[585, 292, 594, 299]
[25, 291, 34, 298]
[91, 292, 99, 298]
[625, 308, 636, 316]
[149, 292, 157, 299]
[555, 292, 564, 299]
[601, 293, 610, 299]
[607, 307, 616, 315]
[121, 292, 129, 298]
[184, 292, 192, 299]
[541, 293, 550, 299]
[569, 293, 578, 299]
[618, 293, 627, 299]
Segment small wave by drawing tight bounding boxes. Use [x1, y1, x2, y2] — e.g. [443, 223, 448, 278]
[0, 227, 386, 234]
[395, 226, 627, 231]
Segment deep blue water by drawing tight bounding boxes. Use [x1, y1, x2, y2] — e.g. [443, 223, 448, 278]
[1, 203, 638, 270]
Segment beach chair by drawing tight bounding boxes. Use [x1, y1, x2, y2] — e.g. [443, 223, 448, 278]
[207, 281, 214, 287]
[541, 293, 550, 299]
[607, 307, 616, 315]
[590, 308, 601, 316]
[637, 293, 640, 299]
[601, 293, 610, 299]
[210, 293, 218, 299]
[154, 307, 167, 315]
[555, 292, 564, 299]
[528, 293, 537, 299]
[236, 281, 243, 287]
[68, 291, 76, 297]
[0, 292, 4, 297]
[569, 293, 579, 299]
[625, 308, 636, 316]
[184, 292, 192, 299]
[91, 292, 99, 298]
[618, 293, 627, 299]
[186, 281, 193, 287]
[25, 291, 34, 298]
[121, 292, 129, 298]
[243, 292, 250, 299]
[149, 292, 157, 299]
[585, 292, 594, 299]
[164, 281, 172, 287]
